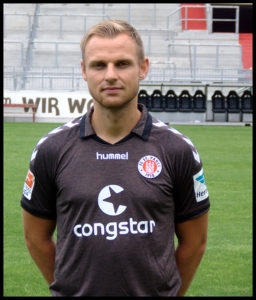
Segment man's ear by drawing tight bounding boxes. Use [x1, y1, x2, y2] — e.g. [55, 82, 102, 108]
[81, 59, 87, 81]
[139, 57, 149, 81]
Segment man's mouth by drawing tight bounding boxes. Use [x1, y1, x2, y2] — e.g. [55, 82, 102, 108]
[102, 87, 123, 93]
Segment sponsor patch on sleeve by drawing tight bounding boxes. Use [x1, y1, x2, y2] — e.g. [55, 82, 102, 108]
[23, 169, 35, 200]
[193, 169, 209, 202]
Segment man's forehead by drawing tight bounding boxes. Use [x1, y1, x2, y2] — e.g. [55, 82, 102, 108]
[86, 33, 136, 50]
[85, 33, 139, 61]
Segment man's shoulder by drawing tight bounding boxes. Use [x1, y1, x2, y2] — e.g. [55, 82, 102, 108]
[150, 118, 198, 154]
[30, 116, 82, 162]
[151, 118, 186, 143]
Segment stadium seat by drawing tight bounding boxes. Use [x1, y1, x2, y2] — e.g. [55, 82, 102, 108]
[212, 90, 227, 121]
[240, 90, 253, 113]
[164, 90, 178, 112]
[150, 89, 164, 111]
[226, 90, 240, 122]
[240, 90, 253, 122]
[226, 90, 240, 113]
[193, 90, 206, 112]
[138, 89, 150, 110]
[178, 90, 193, 112]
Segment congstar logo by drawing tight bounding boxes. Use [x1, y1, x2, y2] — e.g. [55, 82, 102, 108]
[73, 185, 156, 240]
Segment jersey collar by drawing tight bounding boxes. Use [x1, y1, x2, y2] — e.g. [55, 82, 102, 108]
[80, 104, 152, 141]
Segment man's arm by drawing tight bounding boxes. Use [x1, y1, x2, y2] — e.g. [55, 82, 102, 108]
[22, 209, 56, 285]
[175, 212, 209, 296]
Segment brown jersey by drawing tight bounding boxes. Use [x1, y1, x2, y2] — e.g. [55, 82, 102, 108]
[21, 104, 210, 296]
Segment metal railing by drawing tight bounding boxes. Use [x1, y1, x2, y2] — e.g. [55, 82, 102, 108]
[167, 42, 243, 69]
[4, 65, 252, 91]
[4, 4, 252, 91]
[166, 4, 240, 34]
[4, 38, 244, 70]
[4, 41, 25, 66]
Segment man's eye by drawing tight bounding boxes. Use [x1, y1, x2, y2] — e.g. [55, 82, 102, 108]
[118, 61, 129, 67]
[93, 63, 105, 69]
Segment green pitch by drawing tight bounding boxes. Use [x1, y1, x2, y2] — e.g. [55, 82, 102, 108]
[3, 122, 253, 296]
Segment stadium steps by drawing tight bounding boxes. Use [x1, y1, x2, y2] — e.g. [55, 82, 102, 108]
[168, 30, 242, 69]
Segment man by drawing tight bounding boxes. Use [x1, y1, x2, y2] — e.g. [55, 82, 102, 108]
[21, 20, 210, 296]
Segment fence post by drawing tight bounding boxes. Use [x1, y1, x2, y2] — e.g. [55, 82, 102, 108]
[59, 15, 63, 39]
[148, 30, 151, 57]
[102, 4, 105, 19]
[216, 45, 219, 68]
[83, 16, 87, 34]
[55, 43, 58, 67]
[13, 73, 17, 90]
[235, 6, 239, 34]
[166, 15, 169, 39]
[28, 15, 31, 38]
[21, 42, 24, 67]
[153, 4, 156, 27]
[41, 67, 44, 89]
[185, 6, 188, 30]
[193, 45, 197, 79]
[128, 4, 131, 24]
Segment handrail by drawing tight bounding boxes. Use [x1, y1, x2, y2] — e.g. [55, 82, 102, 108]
[167, 4, 240, 34]
[4, 103, 37, 122]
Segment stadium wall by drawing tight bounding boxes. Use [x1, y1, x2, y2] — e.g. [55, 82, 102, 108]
[4, 90, 210, 123]
[4, 90, 93, 123]
[4, 89, 252, 124]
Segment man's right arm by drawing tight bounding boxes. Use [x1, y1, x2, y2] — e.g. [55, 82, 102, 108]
[22, 209, 56, 285]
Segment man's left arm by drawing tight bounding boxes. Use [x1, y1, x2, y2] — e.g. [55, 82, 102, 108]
[175, 212, 209, 296]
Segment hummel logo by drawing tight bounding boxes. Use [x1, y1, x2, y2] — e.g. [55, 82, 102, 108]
[96, 152, 128, 160]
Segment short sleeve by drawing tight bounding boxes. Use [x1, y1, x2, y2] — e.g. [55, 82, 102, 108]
[21, 138, 57, 219]
[173, 141, 210, 223]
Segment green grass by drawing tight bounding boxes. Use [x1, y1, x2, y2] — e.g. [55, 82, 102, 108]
[4, 122, 253, 296]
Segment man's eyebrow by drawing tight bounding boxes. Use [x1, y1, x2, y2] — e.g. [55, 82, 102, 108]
[88, 59, 105, 66]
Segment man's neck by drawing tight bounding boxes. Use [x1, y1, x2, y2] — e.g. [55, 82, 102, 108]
[91, 101, 141, 144]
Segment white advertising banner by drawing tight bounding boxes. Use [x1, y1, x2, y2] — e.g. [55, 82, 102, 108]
[4, 90, 93, 123]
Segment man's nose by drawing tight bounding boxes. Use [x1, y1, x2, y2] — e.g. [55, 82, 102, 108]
[104, 64, 118, 82]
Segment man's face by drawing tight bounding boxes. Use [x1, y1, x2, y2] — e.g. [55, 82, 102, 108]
[81, 33, 149, 109]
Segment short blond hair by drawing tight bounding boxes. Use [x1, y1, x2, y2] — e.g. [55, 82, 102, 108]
[80, 19, 145, 68]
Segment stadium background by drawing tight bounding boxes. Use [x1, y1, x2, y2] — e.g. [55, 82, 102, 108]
[3, 3, 253, 297]
[4, 3, 252, 124]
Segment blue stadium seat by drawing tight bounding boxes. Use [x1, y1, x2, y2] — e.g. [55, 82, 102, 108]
[179, 90, 193, 112]
[193, 90, 206, 112]
[164, 90, 178, 112]
[150, 89, 164, 111]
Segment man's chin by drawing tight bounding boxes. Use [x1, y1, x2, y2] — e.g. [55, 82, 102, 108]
[95, 97, 135, 110]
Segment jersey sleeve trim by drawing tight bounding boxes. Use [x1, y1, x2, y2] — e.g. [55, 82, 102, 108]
[21, 199, 56, 220]
[175, 202, 210, 223]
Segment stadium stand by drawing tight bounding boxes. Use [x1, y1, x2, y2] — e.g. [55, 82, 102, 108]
[4, 3, 252, 123]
